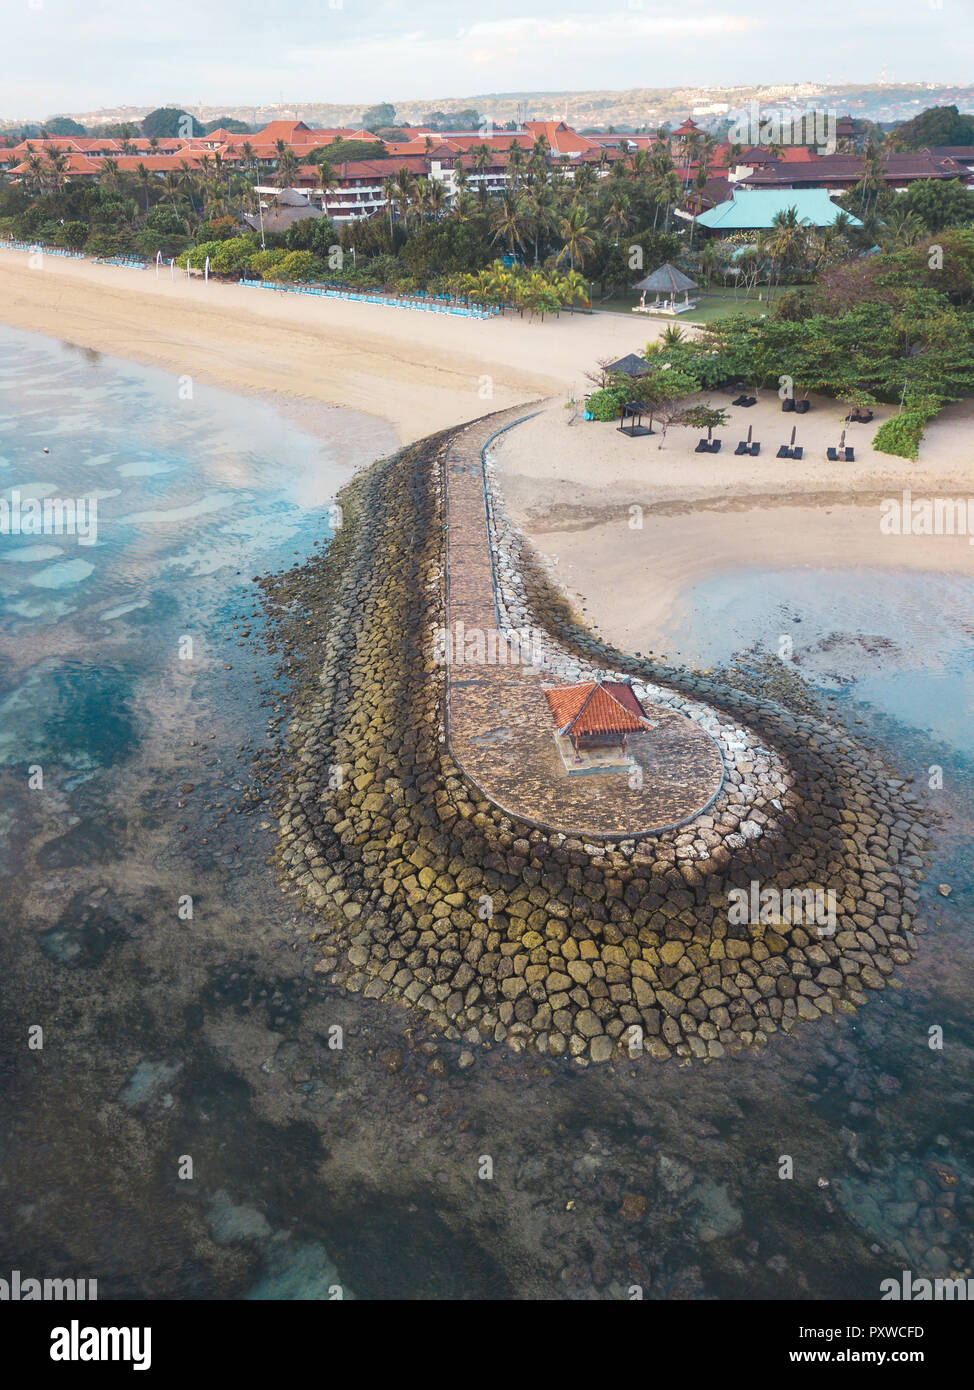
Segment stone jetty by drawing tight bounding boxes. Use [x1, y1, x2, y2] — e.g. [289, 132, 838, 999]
[267, 408, 930, 1064]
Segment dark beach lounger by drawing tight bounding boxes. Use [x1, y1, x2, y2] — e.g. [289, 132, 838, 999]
[827, 447, 839, 461]
[796, 400, 810, 414]
[782, 398, 795, 412]
[776, 445, 789, 458]
[845, 447, 855, 461]
[750, 442, 760, 455]
[734, 441, 748, 455]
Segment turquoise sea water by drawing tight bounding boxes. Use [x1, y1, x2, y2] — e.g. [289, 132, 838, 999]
[0, 325, 971, 1300]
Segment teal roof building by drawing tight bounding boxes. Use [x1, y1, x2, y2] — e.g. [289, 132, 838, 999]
[695, 188, 862, 233]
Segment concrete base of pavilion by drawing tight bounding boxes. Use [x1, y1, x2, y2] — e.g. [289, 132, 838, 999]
[553, 731, 638, 776]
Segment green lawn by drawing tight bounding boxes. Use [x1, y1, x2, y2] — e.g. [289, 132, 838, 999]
[590, 291, 771, 325]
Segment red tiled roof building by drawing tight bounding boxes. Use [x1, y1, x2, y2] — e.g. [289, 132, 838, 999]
[545, 676, 652, 756]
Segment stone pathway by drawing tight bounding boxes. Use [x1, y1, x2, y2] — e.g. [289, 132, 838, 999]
[444, 413, 724, 840]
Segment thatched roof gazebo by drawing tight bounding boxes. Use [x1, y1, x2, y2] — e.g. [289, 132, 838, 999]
[605, 352, 651, 377]
[633, 262, 698, 315]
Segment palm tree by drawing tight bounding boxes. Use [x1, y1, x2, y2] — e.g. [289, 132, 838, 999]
[528, 134, 550, 186]
[393, 166, 414, 224]
[602, 189, 632, 243]
[526, 182, 558, 264]
[135, 161, 153, 215]
[45, 147, 68, 194]
[560, 268, 589, 312]
[275, 142, 299, 190]
[505, 141, 525, 190]
[655, 169, 682, 232]
[762, 206, 811, 302]
[178, 159, 198, 213]
[425, 177, 447, 220]
[24, 153, 44, 195]
[450, 189, 476, 224]
[491, 189, 528, 257]
[471, 142, 492, 209]
[556, 203, 595, 272]
[382, 175, 397, 235]
[98, 157, 120, 192]
[159, 170, 179, 214]
[315, 159, 336, 213]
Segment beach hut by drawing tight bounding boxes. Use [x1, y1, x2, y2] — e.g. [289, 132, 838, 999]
[633, 263, 698, 315]
[606, 352, 650, 377]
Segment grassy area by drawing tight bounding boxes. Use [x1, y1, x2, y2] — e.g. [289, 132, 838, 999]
[591, 290, 771, 324]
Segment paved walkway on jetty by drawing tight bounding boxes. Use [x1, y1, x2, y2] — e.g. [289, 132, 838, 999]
[443, 411, 724, 840]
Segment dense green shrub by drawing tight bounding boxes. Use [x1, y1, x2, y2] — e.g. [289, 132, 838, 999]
[585, 385, 629, 421]
[871, 406, 937, 461]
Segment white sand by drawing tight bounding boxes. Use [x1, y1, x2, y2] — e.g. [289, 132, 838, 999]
[0, 251, 662, 445]
[491, 395, 974, 654]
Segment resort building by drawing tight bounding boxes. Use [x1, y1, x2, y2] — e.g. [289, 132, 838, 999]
[694, 187, 864, 235]
[736, 149, 971, 193]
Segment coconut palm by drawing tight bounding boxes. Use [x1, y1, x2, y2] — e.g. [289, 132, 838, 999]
[393, 166, 414, 223]
[505, 141, 525, 190]
[134, 161, 153, 215]
[425, 177, 447, 220]
[163, 170, 181, 212]
[450, 189, 476, 224]
[602, 189, 632, 243]
[491, 189, 528, 257]
[556, 203, 595, 272]
[275, 142, 299, 190]
[44, 147, 68, 193]
[528, 134, 550, 186]
[471, 142, 493, 208]
[98, 157, 120, 192]
[525, 182, 559, 264]
[382, 175, 397, 234]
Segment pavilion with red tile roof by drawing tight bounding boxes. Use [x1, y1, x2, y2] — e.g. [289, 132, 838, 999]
[545, 676, 653, 759]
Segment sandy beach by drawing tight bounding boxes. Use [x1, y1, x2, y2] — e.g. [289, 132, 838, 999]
[0, 250, 656, 445]
[3, 247, 971, 660]
[491, 395, 974, 655]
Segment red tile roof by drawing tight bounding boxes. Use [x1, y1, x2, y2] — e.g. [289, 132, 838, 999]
[545, 680, 651, 738]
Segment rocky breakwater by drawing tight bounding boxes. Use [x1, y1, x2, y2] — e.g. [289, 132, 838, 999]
[266, 411, 930, 1065]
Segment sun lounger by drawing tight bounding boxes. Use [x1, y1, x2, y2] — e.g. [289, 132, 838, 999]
[782, 398, 796, 412]
[795, 400, 810, 414]
[845, 447, 855, 461]
[749, 442, 760, 455]
[776, 445, 790, 458]
[827, 447, 839, 461]
[734, 441, 749, 455]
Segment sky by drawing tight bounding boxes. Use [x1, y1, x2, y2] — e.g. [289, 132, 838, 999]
[2, 0, 970, 120]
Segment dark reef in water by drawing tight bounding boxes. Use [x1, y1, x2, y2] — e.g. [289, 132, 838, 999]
[258, 413, 932, 1065]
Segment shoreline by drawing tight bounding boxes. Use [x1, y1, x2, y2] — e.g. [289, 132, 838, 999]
[264, 410, 932, 1065]
[491, 401, 974, 656]
[0, 251, 656, 446]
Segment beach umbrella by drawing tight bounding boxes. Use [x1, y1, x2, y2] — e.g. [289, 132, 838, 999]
[155, 249, 161, 278]
[204, 256, 210, 284]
